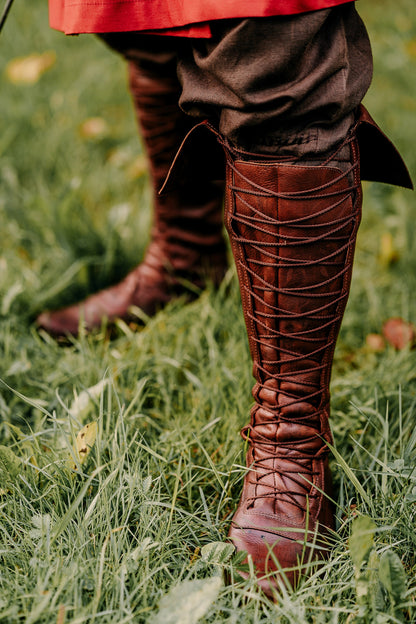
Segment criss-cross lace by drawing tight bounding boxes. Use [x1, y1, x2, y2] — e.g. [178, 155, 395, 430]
[241, 421, 328, 513]
[225, 133, 362, 512]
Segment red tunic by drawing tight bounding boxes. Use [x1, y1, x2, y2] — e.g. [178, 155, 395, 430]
[49, 0, 355, 37]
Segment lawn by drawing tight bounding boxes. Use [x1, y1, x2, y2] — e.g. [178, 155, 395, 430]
[0, 1, 415, 622]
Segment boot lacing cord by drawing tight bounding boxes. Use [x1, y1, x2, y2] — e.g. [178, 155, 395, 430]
[240, 425, 327, 512]
[226, 134, 361, 511]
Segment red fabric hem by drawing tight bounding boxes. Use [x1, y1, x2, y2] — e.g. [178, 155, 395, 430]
[49, 0, 355, 36]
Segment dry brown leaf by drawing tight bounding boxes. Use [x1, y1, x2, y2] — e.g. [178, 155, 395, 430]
[382, 317, 415, 350]
[6, 51, 56, 85]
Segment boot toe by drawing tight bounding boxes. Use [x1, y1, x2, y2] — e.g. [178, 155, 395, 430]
[230, 521, 304, 592]
[229, 508, 332, 596]
[36, 308, 82, 337]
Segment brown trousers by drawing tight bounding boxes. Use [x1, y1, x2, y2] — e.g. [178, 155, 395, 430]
[100, 4, 373, 158]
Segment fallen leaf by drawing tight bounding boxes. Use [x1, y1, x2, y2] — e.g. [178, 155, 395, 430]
[69, 379, 108, 420]
[379, 233, 399, 266]
[406, 38, 416, 58]
[79, 117, 109, 139]
[5, 51, 56, 84]
[365, 333, 385, 352]
[382, 317, 415, 350]
[69, 422, 98, 470]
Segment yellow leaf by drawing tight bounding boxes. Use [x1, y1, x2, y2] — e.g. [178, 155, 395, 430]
[406, 38, 416, 58]
[365, 333, 385, 352]
[5, 51, 56, 85]
[379, 232, 399, 267]
[69, 422, 98, 470]
[79, 117, 109, 139]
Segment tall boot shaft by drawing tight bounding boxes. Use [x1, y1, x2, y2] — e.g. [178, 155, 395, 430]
[225, 133, 362, 592]
[36, 57, 227, 337]
[225, 136, 362, 440]
[127, 60, 226, 265]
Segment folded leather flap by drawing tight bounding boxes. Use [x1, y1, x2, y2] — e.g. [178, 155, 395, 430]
[357, 105, 413, 189]
[161, 106, 413, 195]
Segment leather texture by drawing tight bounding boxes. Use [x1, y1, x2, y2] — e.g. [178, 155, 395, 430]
[356, 105, 413, 189]
[225, 133, 363, 595]
[161, 105, 413, 192]
[37, 59, 227, 337]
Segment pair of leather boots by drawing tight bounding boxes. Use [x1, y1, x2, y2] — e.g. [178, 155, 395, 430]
[37, 60, 412, 596]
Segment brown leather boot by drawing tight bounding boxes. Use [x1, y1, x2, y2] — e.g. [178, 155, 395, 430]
[37, 60, 227, 336]
[225, 133, 362, 595]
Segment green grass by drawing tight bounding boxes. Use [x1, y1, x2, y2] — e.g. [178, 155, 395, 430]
[0, 0, 416, 621]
